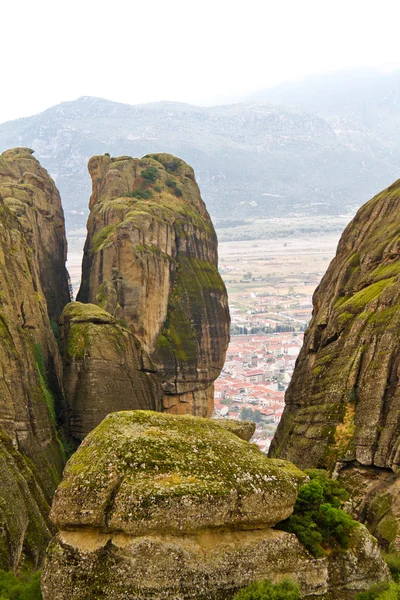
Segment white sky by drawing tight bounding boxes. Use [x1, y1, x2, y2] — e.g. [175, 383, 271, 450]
[1, 0, 400, 123]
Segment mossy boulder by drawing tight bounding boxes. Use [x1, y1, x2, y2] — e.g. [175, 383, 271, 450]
[42, 412, 390, 599]
[76, 153, 230, 417]
[60, 303, 162, 441]
[50, 411, 305, 533]
[212, 419, 256, 441]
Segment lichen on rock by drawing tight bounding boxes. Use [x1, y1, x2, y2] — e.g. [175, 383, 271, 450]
[0, 148, 71, 569]
[77, 153, 230, 417]
[42, 411, 390, 600]
[60, 303, 162, 441]
[50, 411, 304, 533]
[269, 177, 400, 551]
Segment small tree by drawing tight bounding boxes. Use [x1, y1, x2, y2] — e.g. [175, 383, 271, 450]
[141, 166, 159, 183]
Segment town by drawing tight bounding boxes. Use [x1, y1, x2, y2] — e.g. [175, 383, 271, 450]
[213, 230, 341, 451]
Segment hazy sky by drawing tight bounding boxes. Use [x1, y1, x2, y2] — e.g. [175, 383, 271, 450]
[1, 0, 400, 123]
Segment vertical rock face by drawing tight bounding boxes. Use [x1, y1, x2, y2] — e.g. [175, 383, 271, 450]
[59, 302, 161, 442]
[0, 149, 70, 569]
[0, 148, 70, 319]
[269, 179, 400, 548]
[77, 153, 230, 416]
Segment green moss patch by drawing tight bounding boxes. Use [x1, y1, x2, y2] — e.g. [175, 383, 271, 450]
[89, 224, 116, 255]
[53, 411, 306, 533]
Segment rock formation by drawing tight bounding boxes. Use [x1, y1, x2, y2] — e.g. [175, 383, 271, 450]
[0, 148, 70, 568]
[0, 148, 70, 319]
[42, 411, 389, 600]
[77, 153, 230, 417]
[59, 302, 161, 441]
[269, 178, 400, 549]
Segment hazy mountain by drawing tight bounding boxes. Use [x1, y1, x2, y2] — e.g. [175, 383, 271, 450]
[0, 93, 398, 234]
[252, 68, 400, 162]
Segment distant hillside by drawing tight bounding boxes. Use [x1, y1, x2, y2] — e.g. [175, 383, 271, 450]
[252, 68, 400, 168]
[0, 94, 397, 234]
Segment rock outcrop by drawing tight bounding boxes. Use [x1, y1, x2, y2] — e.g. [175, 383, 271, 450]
[42, 411, 389, 600]
[77, 153, 230, 417]
[0, 149, 71, 568]
[269, 178, 400, 549]
[0, 148, 70, 319]
[340, 465, 400, 553]
[59, 302, 161, 441]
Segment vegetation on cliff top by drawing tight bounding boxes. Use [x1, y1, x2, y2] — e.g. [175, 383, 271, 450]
[276, 469, 358, 557]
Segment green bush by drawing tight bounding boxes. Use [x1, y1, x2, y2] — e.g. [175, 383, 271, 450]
[384, 554, 400, 581]
[276, 469, 358, 557]
[233, 578, 301, 599]
[0, 570, 42, 600]
[166, 178, 183, 197]
[356, 581, 400, 599]
[122, 188, 153, 200]
[141, 166, 159, 183]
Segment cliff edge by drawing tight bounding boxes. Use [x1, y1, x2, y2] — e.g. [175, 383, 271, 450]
[0, 148, 70, 568]
[269, 178, 400, 549]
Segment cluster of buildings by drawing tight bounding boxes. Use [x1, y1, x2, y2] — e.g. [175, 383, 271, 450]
[213, 333, 303, 452]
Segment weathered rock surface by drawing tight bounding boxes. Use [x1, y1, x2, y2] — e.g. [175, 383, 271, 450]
[42, 411, 389, 599]
[0, 149, 70, 568]
[50, 411, 304, 533]
[77, 153, 230, 416]
[212, 418, 256, 441]
[60, 303, 161, 441]
[339, 465, 400, 553]
[0, 148, 70, 319]
[270, 178, 400, 470]
[269, 178, 400, 549]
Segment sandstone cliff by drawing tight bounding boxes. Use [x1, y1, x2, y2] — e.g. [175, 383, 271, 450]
[77, 153, 230, 416]
[269, 178, 400, 549]
[42, 411, 388, 600]
[0, 148, 70, 319]
[0, 149, 70, 569]
[60, 302, 161, 441]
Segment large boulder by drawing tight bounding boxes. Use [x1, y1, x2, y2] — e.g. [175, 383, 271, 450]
[77, 153, 230, 417]
[49, 411, 303, 533]
[59, 302, 161, 442]
[42, 411, 389, 599]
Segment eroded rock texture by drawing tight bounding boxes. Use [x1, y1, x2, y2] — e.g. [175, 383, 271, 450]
[0, 148, 70, 568]
[77, 153, 230, 416]
[42, 411, 389, 600]
[0, 148, 70, 319]
[269, 178, 400, 548]
[340, 465, 400, 553]
[60, 302, 161, 441]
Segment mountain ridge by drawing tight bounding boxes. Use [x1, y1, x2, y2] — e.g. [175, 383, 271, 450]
[1, 93, 398, 237]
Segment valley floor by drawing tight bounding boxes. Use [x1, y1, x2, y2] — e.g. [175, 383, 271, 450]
[214, 227, 344, 449]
